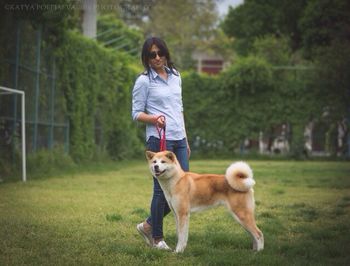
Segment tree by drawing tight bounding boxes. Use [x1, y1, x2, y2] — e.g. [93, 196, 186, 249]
[299, 0, 350, 120]
[96, 1, 234, 70]
[142, 0, 219, 69]
[299, 0, 350, 58]
[221, 0, 307, 55]
[97, 0, 156, 25]
[252, 35, 291, 65]
[97, 14, 143, 56]
[182, 57, 275, 153]
[220, 56, 274, 140]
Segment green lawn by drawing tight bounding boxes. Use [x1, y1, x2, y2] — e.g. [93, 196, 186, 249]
[0, 160, 349, 265]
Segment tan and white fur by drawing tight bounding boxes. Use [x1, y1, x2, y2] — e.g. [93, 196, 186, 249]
[146, 150, 264, 253]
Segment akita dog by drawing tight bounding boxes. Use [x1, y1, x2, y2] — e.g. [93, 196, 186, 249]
[146, 150, 264, 253]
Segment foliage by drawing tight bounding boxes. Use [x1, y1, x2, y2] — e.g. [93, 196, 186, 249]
[143, 0, 219, 69]
[56, 31, 143, 161]
[299, 0, 350, 120]
[216, 56, 274, 144]
[252, 35, 292, 65]
[1, 2, 144, 170]
[222, 56, 273, 97]
[98, 1, 232, 70]
[26, 146, 76, 178]
[183, 57, 275, 154]
[97, 0, 155, 23]
[202, 28, 235, 61]
[221, 0, 307, 55]
[311, 42, 350, 121]
[0, 154, 20, 182]
[97, 14, 143, 56]
[182, 72, 220, 147]
[299, 0, 350, 58]
[221, 1, 279, 55]
[0, 0, 79, 46]
[219, 0, 349, 158]
[182, 54, 322, 156]
[2, 0, 347, 165]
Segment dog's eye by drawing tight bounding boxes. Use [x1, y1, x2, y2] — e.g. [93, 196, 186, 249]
[161, 160, 166, 163]
[153, 160, 156, 163]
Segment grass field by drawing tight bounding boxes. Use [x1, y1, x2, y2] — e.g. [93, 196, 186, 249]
[0, 159, 350, 265]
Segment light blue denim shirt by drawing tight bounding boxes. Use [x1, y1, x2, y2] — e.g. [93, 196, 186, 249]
[132, 67, 186, 141]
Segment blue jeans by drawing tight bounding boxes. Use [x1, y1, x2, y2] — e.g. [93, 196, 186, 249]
[145, 136, 189, 239]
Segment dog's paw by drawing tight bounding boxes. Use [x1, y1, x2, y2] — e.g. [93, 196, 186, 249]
[253, 235, 264, 251]
[175, 246, 185, 253]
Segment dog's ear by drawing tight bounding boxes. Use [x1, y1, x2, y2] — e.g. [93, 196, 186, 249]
[165, 151, 176, 162]
[145, 151, 155, 160]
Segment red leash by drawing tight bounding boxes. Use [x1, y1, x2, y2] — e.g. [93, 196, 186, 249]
[155, 115, 166, 151]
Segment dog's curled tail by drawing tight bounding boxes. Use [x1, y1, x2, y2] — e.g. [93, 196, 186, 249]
[225, 161, 255, 192]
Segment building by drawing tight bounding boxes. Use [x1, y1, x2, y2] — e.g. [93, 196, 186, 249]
[192, 51, 226, 75]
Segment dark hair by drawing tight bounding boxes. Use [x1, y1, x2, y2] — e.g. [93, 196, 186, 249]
[141, 37, 178, 75]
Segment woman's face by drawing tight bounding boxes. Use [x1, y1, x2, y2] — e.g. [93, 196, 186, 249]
[148, 44, 166, 72]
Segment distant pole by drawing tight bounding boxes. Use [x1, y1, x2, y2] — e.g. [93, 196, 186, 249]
[82, 0, 97, 38]
[347, 107, 350, 159]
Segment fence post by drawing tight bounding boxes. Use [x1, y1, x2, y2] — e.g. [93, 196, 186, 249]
[65, 120, 70, 154]
[12, 20, 21, 163]
[33, 25, 42, 152]
[48, 59, 56, 149]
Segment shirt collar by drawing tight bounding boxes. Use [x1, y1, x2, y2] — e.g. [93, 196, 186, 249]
[150, 67, 172, 79]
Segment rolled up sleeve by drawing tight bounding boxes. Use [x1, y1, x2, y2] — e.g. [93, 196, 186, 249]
[131, 76, 148, 121]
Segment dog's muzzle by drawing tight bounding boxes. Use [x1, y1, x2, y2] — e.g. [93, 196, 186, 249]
[153, 165, 165, 177]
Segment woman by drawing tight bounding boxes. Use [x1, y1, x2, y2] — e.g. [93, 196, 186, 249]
[132, 37, 190, 250]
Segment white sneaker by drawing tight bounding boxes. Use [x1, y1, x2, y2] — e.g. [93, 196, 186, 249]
[154, 240, 171, 251]
[136, 223, 153, 247]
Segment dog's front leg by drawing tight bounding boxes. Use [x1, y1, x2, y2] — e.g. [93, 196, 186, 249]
[175, 210, 190, 253]
[168, 201, 180, 242]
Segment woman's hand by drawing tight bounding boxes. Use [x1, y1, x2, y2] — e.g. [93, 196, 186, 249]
[186, 141, 191, 158]
[153, 115, 165, 128]
[136, 113, 166, 128]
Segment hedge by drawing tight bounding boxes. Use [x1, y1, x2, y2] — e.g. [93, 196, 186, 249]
[56, 31, 142, 161]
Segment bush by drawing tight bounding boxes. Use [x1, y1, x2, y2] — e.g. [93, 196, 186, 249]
[27, 146, 76, 179]
[182, 57, 274, 155]
[56, 31, 142, 162]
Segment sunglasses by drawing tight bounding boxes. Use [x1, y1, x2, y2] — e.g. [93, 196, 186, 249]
[148, 50, 166, 59]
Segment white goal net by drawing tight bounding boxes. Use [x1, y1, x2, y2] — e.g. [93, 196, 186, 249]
[0, 86, 26, 182]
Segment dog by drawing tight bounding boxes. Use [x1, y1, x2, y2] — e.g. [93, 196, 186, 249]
[146, 150, 264, 253]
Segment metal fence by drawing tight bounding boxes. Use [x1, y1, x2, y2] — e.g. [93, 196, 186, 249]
[0, 18, 69, 166]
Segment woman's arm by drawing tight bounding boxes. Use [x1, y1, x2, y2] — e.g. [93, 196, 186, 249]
[132, 76, 165, 128]
[136, 112, 165, 128]
[182, 112, 191, 157]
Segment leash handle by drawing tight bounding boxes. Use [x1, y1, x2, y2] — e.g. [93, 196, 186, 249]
[155, 115, 166, 151]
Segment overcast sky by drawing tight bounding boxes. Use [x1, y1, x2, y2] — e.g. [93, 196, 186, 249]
[217, 0, 244, 18]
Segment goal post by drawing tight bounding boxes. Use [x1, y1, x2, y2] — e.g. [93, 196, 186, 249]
[0, 86, 26, 182]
